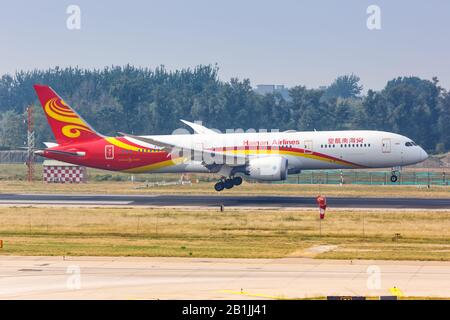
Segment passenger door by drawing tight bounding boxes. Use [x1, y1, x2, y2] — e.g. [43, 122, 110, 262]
[304, 140, 313, 154]
[382, 138, 391, 153]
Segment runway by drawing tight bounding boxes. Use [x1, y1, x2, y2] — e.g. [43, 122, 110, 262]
[0, 256, 449, 299]
[0, 193, 449, 209]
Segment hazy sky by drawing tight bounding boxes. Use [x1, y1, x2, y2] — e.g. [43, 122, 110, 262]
[1, 0, 450, 90]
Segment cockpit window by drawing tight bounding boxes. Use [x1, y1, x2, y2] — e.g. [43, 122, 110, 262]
[405, 141, 417, 147]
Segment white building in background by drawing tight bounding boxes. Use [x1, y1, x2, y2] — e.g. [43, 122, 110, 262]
[254, 84, 290, 100]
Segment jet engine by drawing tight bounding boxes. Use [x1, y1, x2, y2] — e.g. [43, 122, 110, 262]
[246, 156, 288, 181]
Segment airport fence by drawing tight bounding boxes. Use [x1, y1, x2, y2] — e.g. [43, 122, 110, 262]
[279, 170, 450, 186]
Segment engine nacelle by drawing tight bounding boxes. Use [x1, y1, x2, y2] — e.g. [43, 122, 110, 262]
[246, 156, 288, 181]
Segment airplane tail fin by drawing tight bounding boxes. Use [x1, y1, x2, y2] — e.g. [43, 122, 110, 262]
[33, 85, 102, 145]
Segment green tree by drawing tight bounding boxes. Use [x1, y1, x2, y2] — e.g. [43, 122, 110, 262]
[0, 110, 26, 148]
[324, 74, 363, 99]
[0, 66, 448, 154]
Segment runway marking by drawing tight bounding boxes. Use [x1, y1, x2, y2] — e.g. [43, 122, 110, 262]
[0, 200, 132, 205]
[389, 286, 404, 297]
[220, 289, 286, 300]
[17, 193, 158, 198]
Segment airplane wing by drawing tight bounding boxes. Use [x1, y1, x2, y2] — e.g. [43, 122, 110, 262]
[118, 132, 247, 166]
[180, 120, 219, 135]
[118, 133, 176, 153]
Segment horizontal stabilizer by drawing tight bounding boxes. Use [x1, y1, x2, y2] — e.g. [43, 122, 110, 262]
[43, 142, 59, 148]
[34, 149, 85, 157]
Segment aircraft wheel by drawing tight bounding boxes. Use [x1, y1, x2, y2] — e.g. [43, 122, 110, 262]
[214, 182, 225, 192]
[390, 175, 398, 183]
[224, 179, 234, 189]
[232, 176, 243, 186]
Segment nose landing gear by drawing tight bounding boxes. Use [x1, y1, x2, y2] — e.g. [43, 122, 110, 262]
[390, 167, 401, 183]
[214, 176, 243, 191]
[388, 166, 401, 183]
[390, 174, 398, 183]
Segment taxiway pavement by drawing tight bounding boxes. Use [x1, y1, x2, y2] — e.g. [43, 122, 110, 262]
[0, 256, 449, 299]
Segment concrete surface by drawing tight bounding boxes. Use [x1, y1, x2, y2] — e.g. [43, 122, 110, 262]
[0, 256, 449, 299]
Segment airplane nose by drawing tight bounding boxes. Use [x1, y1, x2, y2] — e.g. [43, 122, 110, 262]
[418, 148, 428, 162]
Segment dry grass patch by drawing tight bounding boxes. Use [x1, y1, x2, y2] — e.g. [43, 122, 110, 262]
[0, 180, 449, 198]
[0, 207, 449, 260]
[1, 163, 449, 197]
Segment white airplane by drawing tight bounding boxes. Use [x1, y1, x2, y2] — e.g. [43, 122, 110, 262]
[34, 85, 429, 191]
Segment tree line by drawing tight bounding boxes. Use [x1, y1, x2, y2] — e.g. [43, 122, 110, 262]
[0, 65, 448, 153]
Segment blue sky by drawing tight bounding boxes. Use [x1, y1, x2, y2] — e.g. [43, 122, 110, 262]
[1, 0, 450, 90]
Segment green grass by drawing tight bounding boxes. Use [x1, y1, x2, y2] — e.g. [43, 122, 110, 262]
[1, 179, 450, 198]
[1, 207, 450, 260]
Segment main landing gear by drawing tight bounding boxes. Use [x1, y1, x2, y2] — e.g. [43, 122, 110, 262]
[214, 176, 243, 192]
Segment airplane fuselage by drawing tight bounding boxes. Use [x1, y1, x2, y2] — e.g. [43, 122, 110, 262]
[41, 130, 428, 174]
[32, 84, 429, 191]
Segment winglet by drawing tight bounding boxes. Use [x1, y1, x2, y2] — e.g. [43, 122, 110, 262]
[180, 120, 218, 135]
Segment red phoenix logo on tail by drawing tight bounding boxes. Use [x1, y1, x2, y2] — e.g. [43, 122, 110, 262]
[44, 97, 93, 138]
[34, 85, 101, 144]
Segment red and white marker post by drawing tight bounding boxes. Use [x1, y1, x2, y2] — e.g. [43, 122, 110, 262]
[316, 195, 327, 220]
